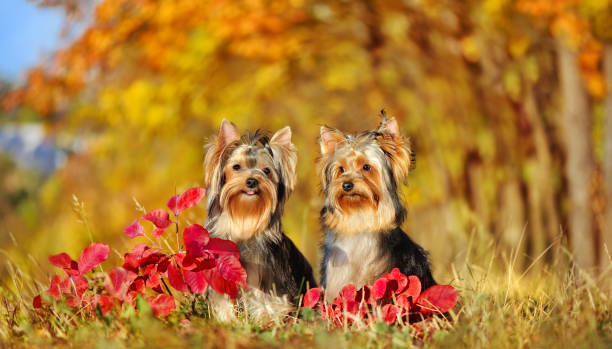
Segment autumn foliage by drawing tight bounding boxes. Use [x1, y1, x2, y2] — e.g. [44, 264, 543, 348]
[33, 187, 247, 318]
[302, 268, 458, 332]
[32, 185, 457, 334]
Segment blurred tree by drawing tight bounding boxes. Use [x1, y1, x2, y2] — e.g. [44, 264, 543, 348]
[2, 0, 611, 281]
[590, 2, 612, 273]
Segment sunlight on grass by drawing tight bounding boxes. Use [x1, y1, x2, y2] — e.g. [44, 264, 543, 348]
[2, 228, 611, 349]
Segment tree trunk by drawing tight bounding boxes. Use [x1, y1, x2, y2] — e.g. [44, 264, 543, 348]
[499, 178, 526, 271]
[523, 85, 561, 266]
[556, 38, 596, 271]
[602, 44, 612, 272]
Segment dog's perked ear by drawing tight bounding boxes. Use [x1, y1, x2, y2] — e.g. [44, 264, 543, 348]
[319, 126, 346, 156]
[269, 126, 298, 194]
[204, 119, 241, 189]
[376, 116, 414, 184]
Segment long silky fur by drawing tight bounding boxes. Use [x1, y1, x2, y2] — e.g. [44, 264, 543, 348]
[204, 121, 316, 323]
[318, 112, 436, 300]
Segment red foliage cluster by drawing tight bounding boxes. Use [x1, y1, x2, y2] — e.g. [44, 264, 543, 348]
[302, 268, 458, 329]
[33, 187, 247, 318]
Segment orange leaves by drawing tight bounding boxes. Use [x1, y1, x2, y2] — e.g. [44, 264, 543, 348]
[2, 0, 313, 116]
[516, 0, 579, 17]
[208, 0, 308, 60]
[517, 0, 606, 98]
[579, 39, 606, 97]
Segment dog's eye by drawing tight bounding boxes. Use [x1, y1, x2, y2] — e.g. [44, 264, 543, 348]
[339, 166, 345, 173]
[232, 164, 241, 171]
[362, 164, 371, 171]
[263, 168, 271, 175]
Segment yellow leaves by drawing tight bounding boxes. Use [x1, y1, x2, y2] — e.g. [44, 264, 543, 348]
[503, 69, 522, 101]
[584, 72, 606, 98]
[381, 13, 409, 43]
[509, 36, 530, 58]
[254, 63, 286, 94]
[516, 0, 578, 17]
[484, 0, 512, 15]
[322, 42, 370, 91]
[460, 35, 480, 62]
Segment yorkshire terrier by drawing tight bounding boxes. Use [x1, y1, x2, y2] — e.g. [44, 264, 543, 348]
[318, 111, 436, 300]
[203, 119, 316, 322]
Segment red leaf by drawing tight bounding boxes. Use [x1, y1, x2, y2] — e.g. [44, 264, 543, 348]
[319, 302, 338, 320]
[206, 238, 240, 258]
[303, 287, 322, 308]
[176, 187, 206, 211]
[184, 270, 208, 294]
[334, 284, 359, 314]
[216, 254, 247, 287]
[381, 304, 399, 324]
[129, 277, 146, 295]
[396, 294, 411, 311]
[33, 295, 43, 309]
[78, 243, 109, 274]
[105, 267, 130, 300]
[167, 195, 179, 215]
[146, 273, 163, 293]
[142, 209, 172, 229]
[66, 296, 82, 308]
[139, 249, 165, 268]
[203, 268, 239, 299]
[153, 227, 166, 238]
[183, 224, 210, 257]
[399, 275, 421, 301]
[386, 268, 408, 294]
[94, 294, 114, 316]
[373, 277, 389, 300]
[173, 253, 186, 267]
[123, 244, 149, 272]
[47, 274, 61, 299]
[182, 253, 215, 271]
[416, 285, 458, 314]
[124, 219, 144, 238]
[60, 275, 89, 296]
[168, 263, 188, 292]
[338, 284, 357, 303]
[356, 284, 375, 305]
[48, 253, 78, 274]
[147, 294, 176, 317]
[157, 256, 171, 273]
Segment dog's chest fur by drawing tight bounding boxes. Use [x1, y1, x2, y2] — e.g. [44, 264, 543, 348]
[322, 232, 389, 300]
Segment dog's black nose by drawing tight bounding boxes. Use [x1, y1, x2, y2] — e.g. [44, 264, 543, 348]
[342, 182, 353, 192]
[246, 178, 258, 189]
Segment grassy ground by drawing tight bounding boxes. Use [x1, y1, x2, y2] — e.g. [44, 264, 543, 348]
[2, 243, 612, 348]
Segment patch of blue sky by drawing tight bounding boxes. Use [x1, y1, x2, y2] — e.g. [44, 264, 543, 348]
[0, 0, 65, 82]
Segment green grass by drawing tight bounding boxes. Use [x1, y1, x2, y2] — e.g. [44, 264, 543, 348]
[3, 251, 612, 349]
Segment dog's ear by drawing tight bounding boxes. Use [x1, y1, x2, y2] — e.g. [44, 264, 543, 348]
[218, 119, 240, 149]
[377, 115, 401, 140]
[376, 116, 413, 184]
[270, 126, 297, 193]
[204, 119, 240, 189]
[319, 126, 345, 156]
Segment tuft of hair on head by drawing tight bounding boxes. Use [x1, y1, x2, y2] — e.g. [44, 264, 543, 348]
[375, 110, 414, 185]
[204, 119, 241, 190]
[269, 126, 298, 193]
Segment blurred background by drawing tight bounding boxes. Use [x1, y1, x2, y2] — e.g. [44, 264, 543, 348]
[1, 0, 612, 286]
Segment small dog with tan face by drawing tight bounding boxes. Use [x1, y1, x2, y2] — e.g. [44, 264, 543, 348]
[204, 119, 316, 322]
[317, 111, 436, 300]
